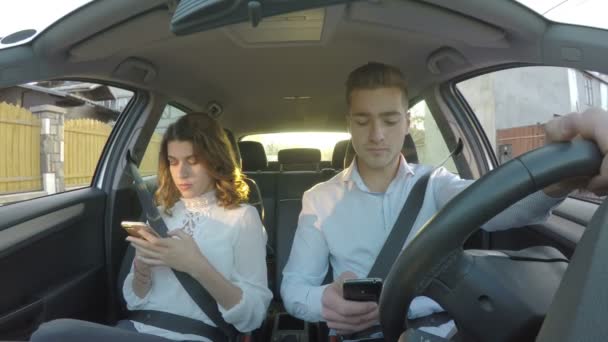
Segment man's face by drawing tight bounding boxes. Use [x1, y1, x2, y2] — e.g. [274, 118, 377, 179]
[348, 87, 409, 171]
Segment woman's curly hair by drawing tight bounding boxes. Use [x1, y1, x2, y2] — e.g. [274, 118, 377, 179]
[155, 112, 249, 212]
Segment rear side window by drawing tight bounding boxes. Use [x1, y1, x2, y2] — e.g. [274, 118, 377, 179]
[139, 104, 187, 176]
[409, 100, 457, 174]
[0, 81, 133, 205]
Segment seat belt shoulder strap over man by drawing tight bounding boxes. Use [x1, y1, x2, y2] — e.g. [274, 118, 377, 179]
[367, 171, 432, 279]
[368, 139, 462, 278]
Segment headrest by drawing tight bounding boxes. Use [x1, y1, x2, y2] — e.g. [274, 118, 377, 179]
[278, 148, 321, 169]
[238, 141, 268, 171]
[332, 140, 350, 170]
[223, 129, 241, 167]
[343, 134, 420, 168]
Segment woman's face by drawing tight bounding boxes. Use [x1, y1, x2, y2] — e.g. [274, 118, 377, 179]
[167, 140, 214, 199]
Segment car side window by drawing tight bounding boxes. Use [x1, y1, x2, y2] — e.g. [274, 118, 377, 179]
[0, 81, 133, 206]
[138, 104, 187, 176]
[457, 66, 608, 203]
[409, 100, 457, 174]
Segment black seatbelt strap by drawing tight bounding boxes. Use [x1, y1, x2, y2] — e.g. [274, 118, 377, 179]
[126, 151, 239, 342]
[367, 171, 432, 279]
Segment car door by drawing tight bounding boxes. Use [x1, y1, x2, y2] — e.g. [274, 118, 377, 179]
[0, 80, 140, 340]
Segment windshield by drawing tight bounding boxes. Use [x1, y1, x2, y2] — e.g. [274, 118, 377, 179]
[0, 0, 93, 50]
[515, 0, 608, 31]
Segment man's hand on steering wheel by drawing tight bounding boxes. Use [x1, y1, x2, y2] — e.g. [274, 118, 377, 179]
[543, 108, 608, 197]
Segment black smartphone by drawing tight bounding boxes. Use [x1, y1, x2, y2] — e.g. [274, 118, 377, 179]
[343, 278, 383, 302]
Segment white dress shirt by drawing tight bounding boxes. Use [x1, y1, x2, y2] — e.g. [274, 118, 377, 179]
[281, 155, 563, 331]
[123, 191, 272, 341]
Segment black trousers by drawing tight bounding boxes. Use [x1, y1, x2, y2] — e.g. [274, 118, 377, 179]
[30, 318, 203, 342]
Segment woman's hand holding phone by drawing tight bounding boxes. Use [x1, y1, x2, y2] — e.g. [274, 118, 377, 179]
[121, 221, 162, 269]
[125, 223, 208, 276]
[121, 221, 158, 297]
[121, 221, 160, 240]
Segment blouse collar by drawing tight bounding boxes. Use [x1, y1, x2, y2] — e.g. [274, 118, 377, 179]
[181, 190, 217, 213]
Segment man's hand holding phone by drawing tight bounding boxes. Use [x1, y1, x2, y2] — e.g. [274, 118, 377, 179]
[343, 277, 382, 302]
[321, 271, 379, 335]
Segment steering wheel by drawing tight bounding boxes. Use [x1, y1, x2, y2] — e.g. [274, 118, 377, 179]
[379, 141, 604, 341]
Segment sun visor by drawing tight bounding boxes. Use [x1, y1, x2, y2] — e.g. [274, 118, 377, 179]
[347, 1, 508, 48]
[69, 10, 173, 62]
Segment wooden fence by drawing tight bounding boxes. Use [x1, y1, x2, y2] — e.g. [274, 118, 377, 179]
[496, 123, 545, 160]
[64, 121, 162, 185]
[64, 119, 113, 187]
[0, 102, 41, 194]
[140, 133, 163, 176]
[1, 108, 162, 194]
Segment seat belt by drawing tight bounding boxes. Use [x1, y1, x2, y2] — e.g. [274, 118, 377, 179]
[129, 310, 227, 341]
[125, 152, 239, 342]
[336, 171, 433, 342]
[367, 139, 462, 279]
[367, 170, 432, 279]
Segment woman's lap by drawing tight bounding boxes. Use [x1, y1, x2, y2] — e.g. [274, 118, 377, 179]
[30, 318, 178, 342]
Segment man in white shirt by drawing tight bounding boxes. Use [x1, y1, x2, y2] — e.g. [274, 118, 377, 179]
[280, 62, 608, 340]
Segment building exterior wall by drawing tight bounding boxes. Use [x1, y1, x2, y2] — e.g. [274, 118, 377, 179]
[458, 67, 607, 158]
[0, 87, 60, 109]
[456, 73, 496, 148]
[493, 67, 571, 130]
[0, 86, 120, 123]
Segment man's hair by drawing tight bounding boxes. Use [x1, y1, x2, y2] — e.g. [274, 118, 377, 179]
[156, 112, 249, 212]
[346, 62, 409, 106]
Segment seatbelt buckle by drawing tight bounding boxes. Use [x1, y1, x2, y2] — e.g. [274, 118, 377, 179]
[335, 325, 384, 342]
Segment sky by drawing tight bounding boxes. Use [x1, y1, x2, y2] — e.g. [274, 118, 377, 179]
[516, 0, 608, 30]
[1, 0, 607, 51]
[0, 0, 92, 49]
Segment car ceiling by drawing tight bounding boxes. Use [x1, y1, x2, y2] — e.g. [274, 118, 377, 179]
[1, 0, 607, 137]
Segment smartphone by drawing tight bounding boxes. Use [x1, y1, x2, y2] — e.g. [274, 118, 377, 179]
[343, 278, 383, 302]
[121, 221, 159, 239]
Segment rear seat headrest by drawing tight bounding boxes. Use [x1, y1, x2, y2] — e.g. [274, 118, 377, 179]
[344, 142, 356, 169]
[332, 140, 350, 170]
[238, 141, 268, 171]
[278, 148, 321, 166]
[402, 134, 419, 164]
[223, 129, 241, 167]
[343, 134, 419, 168]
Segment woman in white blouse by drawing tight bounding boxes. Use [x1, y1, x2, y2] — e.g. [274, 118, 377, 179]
[31, 113, 272, 342]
